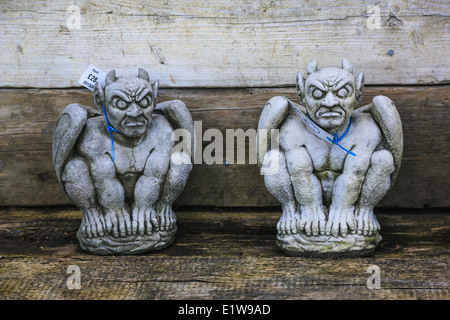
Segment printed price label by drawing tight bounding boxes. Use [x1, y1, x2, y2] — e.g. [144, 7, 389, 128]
[78, 64, 106, 91]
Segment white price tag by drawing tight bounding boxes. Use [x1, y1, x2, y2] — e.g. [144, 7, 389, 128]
[78, 64, 106, 91]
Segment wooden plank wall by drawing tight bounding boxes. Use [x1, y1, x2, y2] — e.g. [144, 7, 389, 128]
[0, 1, 449, 208]
[1, 0, 449, 87]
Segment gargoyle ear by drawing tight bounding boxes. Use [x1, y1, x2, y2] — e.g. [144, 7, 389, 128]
[296, 71, 305, 101]
[342, 59, 354, 74]
[138, 68, 150, 82]
[105, 69, 117, 86]
[152, 80, 159, 105]
[306, 60, 318, 75]
[356, 72, 365, 103]
[94, 81, 104, 110]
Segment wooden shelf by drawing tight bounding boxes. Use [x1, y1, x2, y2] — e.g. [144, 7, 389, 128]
[0, 207, 448, 299]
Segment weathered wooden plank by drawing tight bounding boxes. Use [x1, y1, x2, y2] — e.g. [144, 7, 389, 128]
[0, 86, 449, 207]
[0, 208, 448, 299]
[1, 0, 449, 87]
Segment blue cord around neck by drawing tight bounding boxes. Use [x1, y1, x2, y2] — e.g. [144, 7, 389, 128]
[308, 114, 356, 157]
[102, 105, 121, 162]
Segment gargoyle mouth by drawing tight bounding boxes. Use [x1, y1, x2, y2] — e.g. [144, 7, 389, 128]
[316, 109, 344, 118]
[319, 111, 342, 117]
[123, 117, 147, 127]
[124, 121, 146, 127]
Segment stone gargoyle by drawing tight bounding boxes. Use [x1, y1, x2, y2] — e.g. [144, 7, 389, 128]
[53, 68, 193, 255]
[257, 59, 403, 257]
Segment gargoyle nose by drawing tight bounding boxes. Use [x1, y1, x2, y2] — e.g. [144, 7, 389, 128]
[126, 102, 143, 117]
[321, 92, 339, 108]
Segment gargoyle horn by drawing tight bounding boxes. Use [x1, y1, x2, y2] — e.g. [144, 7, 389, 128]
[138, 68, 150, 82]
[306, 60, 318, 75]
[105, 69, 117, 86]
[342, 59, 354, 74]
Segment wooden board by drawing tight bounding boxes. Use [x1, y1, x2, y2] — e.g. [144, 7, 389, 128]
[0, 86, 449, 208]
[0, 207, 448, 299]
[1, 0, 449, 87]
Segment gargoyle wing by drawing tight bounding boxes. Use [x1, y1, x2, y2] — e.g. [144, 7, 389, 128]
[155, 100, 194, 158]
[356, 95, 403, 187]
[257, 96, 291, 169]
[52, 103, 101, 183]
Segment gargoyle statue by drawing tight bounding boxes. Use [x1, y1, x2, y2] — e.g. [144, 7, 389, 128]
[53, 68, 193, 255]
[257, 59, 403, 257]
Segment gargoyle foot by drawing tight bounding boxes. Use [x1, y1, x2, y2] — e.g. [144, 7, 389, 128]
[104, 207, 132, 238]
[131, 206, 159, 236]
[277, 203, 301, 235]
[299, 204, 327, 236]
[355, 206, 380, 236]
[81, 207, 105, 238]
[326, 205, 356, 238]
[155, 201, 177, 232]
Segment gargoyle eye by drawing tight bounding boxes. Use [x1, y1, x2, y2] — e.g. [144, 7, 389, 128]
[114, 98, 128, 110]
[139, 95, 152, 108]
[337, 88, 349, 98]
[312, 88, 325, 100]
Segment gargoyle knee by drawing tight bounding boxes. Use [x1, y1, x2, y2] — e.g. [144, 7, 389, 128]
[171, 151, 192, 166]
[262, 149, 286, 176]
[62, 157, 96, 208]
[144, 153, 171, 179]
[62, 157, 89, 183]
[370, 150, 394, 175]
[286, 148, 313, 177]
[170, 152, 193, 175]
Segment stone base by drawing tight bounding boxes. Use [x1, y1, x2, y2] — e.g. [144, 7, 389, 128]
[77, 226, 177, 255]
[276, 232, 382, 258]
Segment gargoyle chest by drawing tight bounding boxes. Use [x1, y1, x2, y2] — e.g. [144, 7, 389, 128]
[307, 140, 349, 173]
[113, 144, 151, 175]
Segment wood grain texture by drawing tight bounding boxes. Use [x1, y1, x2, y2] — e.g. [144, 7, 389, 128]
[1, 0, 449, 87]
[0, 86, 449, 208]
[0, 208, 448, 299]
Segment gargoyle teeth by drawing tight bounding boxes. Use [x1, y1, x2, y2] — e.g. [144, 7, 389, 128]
[125, 122, 145, 127]
[319, 111, 341, 117]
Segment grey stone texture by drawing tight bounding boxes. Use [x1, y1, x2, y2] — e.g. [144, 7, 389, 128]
[53, 68, 193, 255]
[257, 59, 403, 256]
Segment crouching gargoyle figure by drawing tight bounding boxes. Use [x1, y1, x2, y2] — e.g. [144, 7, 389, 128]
[53, 68, 193, 255]
[257, 59, 403, 257]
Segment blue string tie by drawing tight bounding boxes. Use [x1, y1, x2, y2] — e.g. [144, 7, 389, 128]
[307, 114, 356, 157]
[102, 105, 121, 162]
[325, 116, 356, 157]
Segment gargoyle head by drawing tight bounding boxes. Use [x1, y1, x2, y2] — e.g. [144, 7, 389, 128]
[94, 68, 159, 138]
[296, 59, 364, 131]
